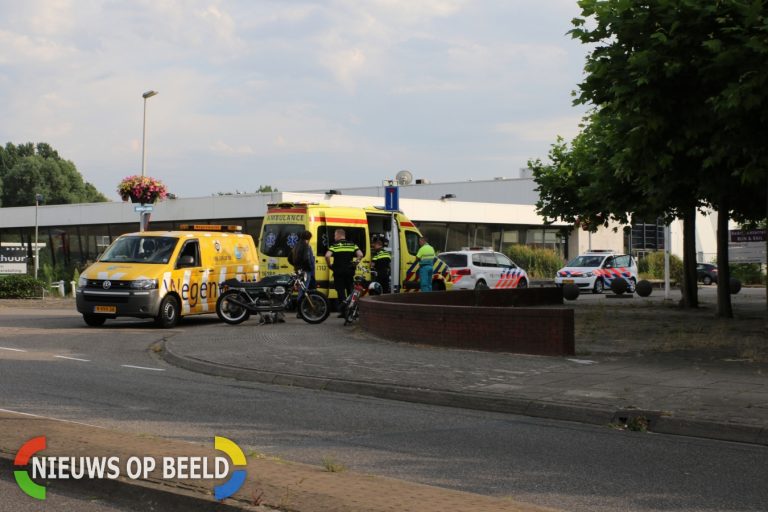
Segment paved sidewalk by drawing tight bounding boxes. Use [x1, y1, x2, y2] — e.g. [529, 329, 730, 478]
[164, 291, 768, 446]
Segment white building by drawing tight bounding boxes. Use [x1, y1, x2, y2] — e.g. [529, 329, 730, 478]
[0, 177, 722, 269]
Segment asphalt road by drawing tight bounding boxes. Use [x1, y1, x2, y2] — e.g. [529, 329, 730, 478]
[1, 306, 767, 512]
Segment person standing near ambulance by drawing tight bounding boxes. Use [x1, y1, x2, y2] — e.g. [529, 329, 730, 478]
[325, 228, 363, 315]
[290, 230, 316, 317]
[416, 236, 436, 292]
[371, 236, 392, 293]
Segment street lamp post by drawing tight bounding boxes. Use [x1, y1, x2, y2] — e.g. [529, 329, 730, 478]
[140, 90, 158, 232]
[141, 90, 158, 178]
[34, 194, 44, 279]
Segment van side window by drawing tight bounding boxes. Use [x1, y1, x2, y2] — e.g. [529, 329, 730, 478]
[473, 253, 496, 267]
[495, 253, 515, 268]
[404, 231, 420, 256]
[615, 255, 631, 267]
[176, 240, 200, 268]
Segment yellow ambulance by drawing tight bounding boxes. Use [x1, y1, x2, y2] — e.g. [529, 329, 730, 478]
[257, 203, 450, 298]
[75, 225, 259, 328]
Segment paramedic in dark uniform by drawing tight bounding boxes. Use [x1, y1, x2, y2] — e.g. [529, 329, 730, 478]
[325, 228, 363, 315]
[371, 236, 392, 293]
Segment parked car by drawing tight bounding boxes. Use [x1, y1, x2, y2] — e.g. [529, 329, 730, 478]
[696, 263, 718, 285]
[554, 250, 638, 294]
[438, 249, 528, 290]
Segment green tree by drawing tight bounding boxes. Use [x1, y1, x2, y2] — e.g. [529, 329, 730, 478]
[0, 142, 108, 206]
[536, 0, 768, 316]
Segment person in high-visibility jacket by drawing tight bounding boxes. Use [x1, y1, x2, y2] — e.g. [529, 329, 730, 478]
[371, 236, 392, 293]
[415, 236, 436, 292]
[325, 228, 364, 315]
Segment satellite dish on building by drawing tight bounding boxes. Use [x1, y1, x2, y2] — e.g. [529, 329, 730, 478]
[395, 170, 413, 186]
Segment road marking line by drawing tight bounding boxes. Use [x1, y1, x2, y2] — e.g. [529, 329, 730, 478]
[567, 358, 597, 365]
[0, 346, 26, 352]
[0, 408, 105, 429]
[54, 355, 91, 362]
[121, 364, 165, 372]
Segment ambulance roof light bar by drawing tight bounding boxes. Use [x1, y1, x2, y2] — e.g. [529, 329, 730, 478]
[178, 224, 242, 232]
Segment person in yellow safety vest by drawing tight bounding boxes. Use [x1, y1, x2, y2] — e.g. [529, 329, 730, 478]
[371, 236, 391, 293]
[415, 236, 436, 292]
[325, 228, 364, 316]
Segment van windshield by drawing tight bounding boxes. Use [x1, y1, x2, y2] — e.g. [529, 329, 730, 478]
[566, 255, 605, 268]
[99, 236, 179, 264]
[260, 224, 304, 257]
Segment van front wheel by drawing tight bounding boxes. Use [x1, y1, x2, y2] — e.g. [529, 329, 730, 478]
[83, 314, 106, 327]
[155, 295, 180, 328]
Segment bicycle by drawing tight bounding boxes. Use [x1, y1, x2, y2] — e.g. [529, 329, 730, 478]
[342, 267, 381, 326]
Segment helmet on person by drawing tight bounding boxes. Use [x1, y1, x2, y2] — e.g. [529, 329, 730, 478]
[368, 281, 383, 296]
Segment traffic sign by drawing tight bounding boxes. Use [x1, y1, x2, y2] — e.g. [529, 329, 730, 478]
[384, 186, 399, 211]
[134, 205, 154, 213]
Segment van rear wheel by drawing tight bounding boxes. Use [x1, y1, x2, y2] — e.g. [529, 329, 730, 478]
[155, 295, 180, 328]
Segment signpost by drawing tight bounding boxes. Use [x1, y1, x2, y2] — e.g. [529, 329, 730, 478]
[0, 247, 29, 274]
[384, 186, 399, 212]
[384, 185, 400, 292]
[134, 204, 153, 232]
[729, 229, 767, 264]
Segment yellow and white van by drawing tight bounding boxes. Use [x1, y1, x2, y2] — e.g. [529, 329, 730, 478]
[258, 203, 450, 298]
[75, 225, 259, 328]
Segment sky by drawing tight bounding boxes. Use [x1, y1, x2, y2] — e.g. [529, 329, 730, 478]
[0, 0, 589, 200]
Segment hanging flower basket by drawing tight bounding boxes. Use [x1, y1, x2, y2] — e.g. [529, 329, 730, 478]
[117, 175, 168, 204]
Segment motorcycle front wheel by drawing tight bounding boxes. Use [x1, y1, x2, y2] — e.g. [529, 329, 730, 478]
[216, 290, 252, 325]
[298, 291, 330, 324]
[344, 300, 360, 325]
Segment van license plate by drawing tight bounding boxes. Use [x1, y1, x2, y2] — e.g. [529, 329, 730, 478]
[94, 306, 116, 314]
[563, 279, 574, 285]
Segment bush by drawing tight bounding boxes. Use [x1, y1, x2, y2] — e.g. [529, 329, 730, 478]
[637, 251, 683, 283]
[506, 245, 565, 279]
[730, 263, 765, 285]
[0, 274, 45, 298]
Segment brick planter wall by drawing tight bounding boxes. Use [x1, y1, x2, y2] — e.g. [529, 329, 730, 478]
[359, 288, 574, 356]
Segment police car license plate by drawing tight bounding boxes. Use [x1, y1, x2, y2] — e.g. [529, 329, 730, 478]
[563, 279, 574, 284]
[94, 305, 116, 314]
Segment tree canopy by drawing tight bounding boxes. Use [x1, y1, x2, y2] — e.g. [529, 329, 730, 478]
[0, 142, 108, 207]
[530, 0, 767, 314]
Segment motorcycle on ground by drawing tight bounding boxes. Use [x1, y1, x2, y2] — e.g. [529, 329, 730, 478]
[216, 271, 330, 325]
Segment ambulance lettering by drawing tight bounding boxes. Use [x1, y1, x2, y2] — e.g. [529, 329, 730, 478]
[266, 214, 306, 223]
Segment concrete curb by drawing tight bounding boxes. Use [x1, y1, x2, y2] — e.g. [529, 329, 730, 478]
[162, 341, 768, 447]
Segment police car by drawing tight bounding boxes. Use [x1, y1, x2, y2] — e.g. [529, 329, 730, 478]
[554, 250, 638, 293]
[438, 248, 529, 290]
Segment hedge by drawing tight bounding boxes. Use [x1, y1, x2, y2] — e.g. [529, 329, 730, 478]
[506, 245, 565, 279]
[637, 251, 683, 283]
[0, 274, 46, 299]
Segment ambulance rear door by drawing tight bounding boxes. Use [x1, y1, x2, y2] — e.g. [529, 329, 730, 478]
[395, 214, 422, 292]
[258, 207, 307, 277]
